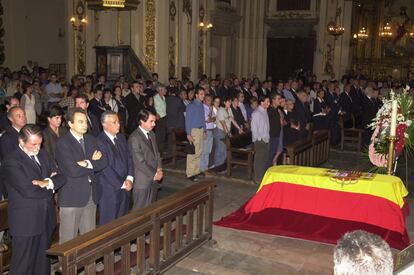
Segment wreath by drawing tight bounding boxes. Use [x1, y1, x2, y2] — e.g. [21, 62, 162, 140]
[368, 88, 414, 172]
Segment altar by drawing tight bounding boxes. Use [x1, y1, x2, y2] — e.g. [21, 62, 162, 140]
[214, 165, 410, 249]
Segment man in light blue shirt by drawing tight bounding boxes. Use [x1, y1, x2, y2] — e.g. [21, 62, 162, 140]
[185, 87, 206, 181]
[45, 73, 63, 107]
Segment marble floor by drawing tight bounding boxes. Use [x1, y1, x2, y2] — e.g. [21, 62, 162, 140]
[157, 149, 414, 275]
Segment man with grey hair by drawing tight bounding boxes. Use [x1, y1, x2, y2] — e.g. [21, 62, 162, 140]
[333, 230, 393, 275]
[154, 84, 167, 154]
[96, 111, 134, 225]
[2, 124, 65, 274]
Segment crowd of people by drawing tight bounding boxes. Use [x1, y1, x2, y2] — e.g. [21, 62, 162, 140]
[0, 62, 412, 273]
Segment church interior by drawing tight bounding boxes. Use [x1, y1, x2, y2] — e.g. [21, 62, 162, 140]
[1, 0, 414, 274]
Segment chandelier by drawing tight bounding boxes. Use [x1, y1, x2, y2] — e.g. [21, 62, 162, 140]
[355, 27, 368, 40]
[103, 0, 125, 8]
[327, 4, 345, 39]
[379, 21, 393, 38]
[85, 0, 139, 10]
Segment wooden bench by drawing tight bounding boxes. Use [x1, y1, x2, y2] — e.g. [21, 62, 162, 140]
[340, 114, 363, 151]
[225, 131, 254, 179]
[0, 200, 10, 274]
[312, 130, 330, 165]
[285, 137, 313, 166]
[47, 181, 216, 275]
[171, 128, 189, 167]
[0, 199, 60, 274]
[285, 130, 330, 166]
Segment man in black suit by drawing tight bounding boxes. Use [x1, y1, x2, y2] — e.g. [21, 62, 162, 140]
[362, 87, 379, 146]
[97, 111, 134, 225]
[0, 96, 20, 131]
[0, 106, 27, 199]
[217, 79, 230, 100]
[55, 108, 107, 243]
[350, 78, 363, 128]
[124, 81, 145, 135]
[75, 94, 101, 137]
[339, 84, 354, 128]
[2, 124, 65, 274]
[128, 109, 163, 209]
[88, 86, 106, 119]
[0, 106, 27, 160]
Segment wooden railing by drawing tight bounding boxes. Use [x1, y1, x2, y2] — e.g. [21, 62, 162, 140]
[0, 200, 9, 274]
[47, 181, 216, 275]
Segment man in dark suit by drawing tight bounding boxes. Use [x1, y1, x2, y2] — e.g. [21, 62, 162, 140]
[124, 81, 145, 135]
[55, 108, 107, 244]
[217, 79, 230, 100]
[350, 79, 363, 128]
[0, 106, 27, 160]
[362, 87, 379, 146]
[0, 96, 20, 131]
[2, 124, 65, 274]
[166, 91, 186, 130]
[339, 84, 354, 128]
[97, 111, 134, 225]
[75, 94, 101, 137]
[128, 109, 163, 209]
[88, 86, 106, 119]
[0, 106, 27, 199]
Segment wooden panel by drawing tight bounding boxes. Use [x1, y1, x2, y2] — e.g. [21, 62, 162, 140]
[175, 215, 183, 251]
[103, 252, 114, 275]
[186, 210, 194, 244]
[85, 262, 96, 275]
[163, 221, 172, 260]
[197, 204, 204, 238]
[121, 243, 131, 275]
[136, 236, 146, 273]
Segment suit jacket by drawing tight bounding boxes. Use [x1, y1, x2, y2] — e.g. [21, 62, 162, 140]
[166, 95, 185, 129]
[128, 128, 161, 190]
[96, 132, 134, 199]
[350, 86, 363, 115]
[42, 126, 68, 162]
[55, 132, 107, 207]
[338, 92, 353, 123]
[124, 93, 145, 134]
[362, 96, 378, 128]
[0, 112, 10, 132]
[0, 126, 19, 161]
[87, 111, 101, 137]
[217, 86, 229, 100]
[2, 148, 65, 236]
[88, 98, 105, 118]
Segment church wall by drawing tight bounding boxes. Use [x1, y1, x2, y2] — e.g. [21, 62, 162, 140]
[3, 0, 67, 71]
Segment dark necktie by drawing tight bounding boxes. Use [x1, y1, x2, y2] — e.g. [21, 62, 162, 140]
[113, 137, 121, 153]
[147, 133, 155, 155]
[30, 155, 41, 172]
[79, 138, 86, 156]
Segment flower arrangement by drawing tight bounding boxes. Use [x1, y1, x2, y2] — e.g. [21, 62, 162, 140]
[368, 87, 414, 171]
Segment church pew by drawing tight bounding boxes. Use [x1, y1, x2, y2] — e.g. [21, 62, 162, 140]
[171, 128, 189, 167]
[0, 200, 9, 274]
[284, 130, 330, 167]
[47, 181, 216, 275]
[225, 131, 254, 179]
[0, 199, 60, 274]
